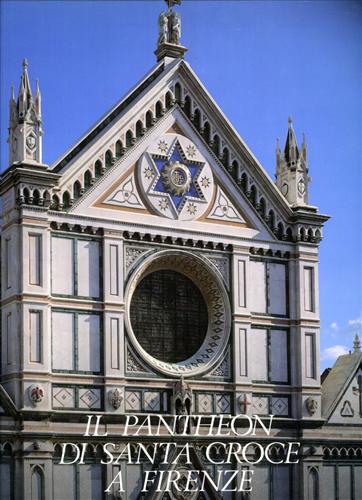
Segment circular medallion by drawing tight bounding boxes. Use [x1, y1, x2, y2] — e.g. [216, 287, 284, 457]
[138, 133, 214, 221]
[26, 133, 36, 151]
[162, 160, 192, 196]
[298, 178, 306, 195]
[125, 250, 231, 377]
[281, 183, 288, 196]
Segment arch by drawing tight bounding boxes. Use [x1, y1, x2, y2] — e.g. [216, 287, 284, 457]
[250, 185, 257, 206]
[105, 149, 113, 168]
[240, 172, 248, 193]
[203, 121, 211, 143]
[184, 95, 192, 118]
[212, 134, 220, 157]
[2, 442, 13, 455]
[193, 108, 201, 130]
[300, 227, 307, 241]
[308, 228, 314, 242]
[33, 189, 40, 205]
[73, 180, 82, 200]
[222, 147, 230, 169]
[43, 190, 51, 206]
[84, 169, 92, 189]
[174, 82, 182, 104]
[51, 194, 59, 210]
[315, 228, 321, 241]
[62, 191, 71, 209]
[307, 468, 319, 500]
[94, 160, 102, 179]
[146, 110, 154, 128]
[23, 187, 30, 204]
[259, 197, 266, 218]
[126, 130, 134, 148]
[286, 227, 293, 242]
[31, 465, 45, 500]
[115, 140, 123, 157]
[232, 160, 240, 181]
[155, 100, 163, 118]
[277, 222, 285, 239]
[136, 120, 143, 138]
[268, 209, 275, 230]
[165, 91, 173, 109]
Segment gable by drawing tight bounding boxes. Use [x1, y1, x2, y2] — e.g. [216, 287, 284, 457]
[327, 366, 362, 425]
[49, 58, 328, 243]
[62, 108, 273, 241]
[322, 352, 362, 424]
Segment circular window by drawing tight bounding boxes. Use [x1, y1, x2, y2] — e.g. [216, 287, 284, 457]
[125, 250, 231, 377]
[130, 270, 208, 363]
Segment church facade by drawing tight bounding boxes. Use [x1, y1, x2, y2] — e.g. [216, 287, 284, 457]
[0, 3, 361, 499]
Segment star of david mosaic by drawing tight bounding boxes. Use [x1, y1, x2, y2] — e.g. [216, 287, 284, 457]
[138, 133, 214, 221]
[151, 141, 205, 210]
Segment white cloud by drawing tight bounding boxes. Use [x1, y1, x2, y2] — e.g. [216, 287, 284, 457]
[321, 345, 349, 362]
[348, 317, 362, 327]
[330, 322, 338, 330]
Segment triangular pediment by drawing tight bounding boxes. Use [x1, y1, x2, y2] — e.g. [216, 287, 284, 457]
[60, 109, 274, 240]
[322, 353, 362, 424]
[50, 58, 315, 242]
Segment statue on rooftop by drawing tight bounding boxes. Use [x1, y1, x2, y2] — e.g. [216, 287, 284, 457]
[158, 0, 182, 48]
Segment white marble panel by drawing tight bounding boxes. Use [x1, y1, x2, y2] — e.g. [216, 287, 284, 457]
[78, 314, 100, 372]
[29, 234, 41, 285]
[53, 465, 76, 500]
[268, 262, 286, 315]
[270, 330, 288, 382]
[29, 310, 41, 363]
[52, 237, 74, 295]
[79, 464, 102, 500]
[303, 266, 315, 312]
[52, 311, 74, 371]
[249, 261, 266, 313]
[77, 240, 100, 298]
[251, 329, 268, 381]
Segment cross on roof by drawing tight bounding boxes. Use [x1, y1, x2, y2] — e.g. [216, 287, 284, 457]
[165, 0, 182, 11]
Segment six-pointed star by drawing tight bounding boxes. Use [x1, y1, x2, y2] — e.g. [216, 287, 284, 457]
[149, 140, 205, 213]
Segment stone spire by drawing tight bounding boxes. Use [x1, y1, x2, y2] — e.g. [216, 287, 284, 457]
[275, 117, 310, 207]
[353, 334, 361, 353]
[8, 59, 43, 166]
[155, 0, 187, 62]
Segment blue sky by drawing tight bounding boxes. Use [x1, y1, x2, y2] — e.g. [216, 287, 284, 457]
[1, 0, 361, 371]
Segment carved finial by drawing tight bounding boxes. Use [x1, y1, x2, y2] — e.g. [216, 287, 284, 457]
[23, 58, 28, 70]
[288, 115, 293, 126]
[276, 137, 280, 152]
[10, 84, 15, 100]
[353, 334, 361, 353]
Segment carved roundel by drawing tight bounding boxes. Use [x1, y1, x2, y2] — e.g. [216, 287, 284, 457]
[138, 133, 214, 220]
[125, 250, 231, 378]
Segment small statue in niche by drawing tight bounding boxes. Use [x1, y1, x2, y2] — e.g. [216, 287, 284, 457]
[305, 396, 318, 416]
[173, 376, 192, 434]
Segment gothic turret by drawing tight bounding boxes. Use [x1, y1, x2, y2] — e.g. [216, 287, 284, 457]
[275, 117, 310, 207]
[8, 59, 43, 166]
